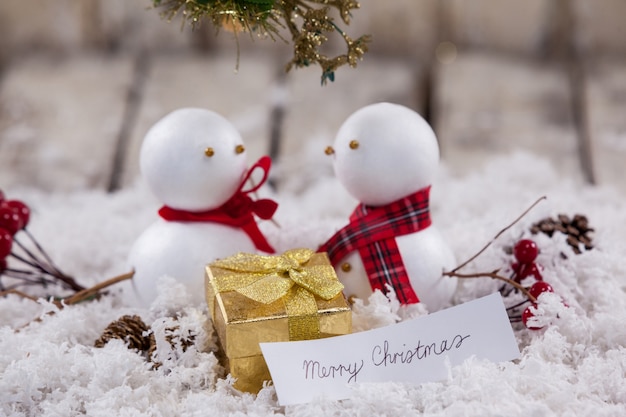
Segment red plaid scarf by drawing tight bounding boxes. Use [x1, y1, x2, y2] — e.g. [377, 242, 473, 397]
[158, 156, 277, 253]
[318, 187, 432, 304]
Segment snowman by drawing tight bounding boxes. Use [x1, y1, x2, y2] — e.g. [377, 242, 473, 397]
[319, 102, 457, 312]
[128, 108, 277, 307]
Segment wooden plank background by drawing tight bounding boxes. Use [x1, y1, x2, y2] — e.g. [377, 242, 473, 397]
[1, 0, 625, 194]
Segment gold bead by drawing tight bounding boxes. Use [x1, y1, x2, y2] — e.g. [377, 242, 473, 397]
[235, 144, 245, 154]
[204, 147, 215, 157]
[341, 262, 352, 272]
[324, 146, 335, 155]
[349, 139, 359, 149]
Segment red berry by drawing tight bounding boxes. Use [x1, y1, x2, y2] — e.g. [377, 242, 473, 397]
[522, 305, 544, 330]
[512, 262, 544, 282]
[514, 239, 539, 264]
[528, 281, 554, 299]
[0, 257, 6, 273]
[0, 228, 12, 259]
[0, 207, 22, 235]
[3, 200, 30, 229]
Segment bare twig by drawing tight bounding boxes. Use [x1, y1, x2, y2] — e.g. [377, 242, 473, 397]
[11, 237, 85, 292]
[5, 271, 135, 331]
[448, 196, 547, 274]
[23, 228, 70, 282]
[443, 270, 537, 303]
[2, 271, 134, 306]
[63, 271, 134, 305]
[7, 252, 83, 291]
[0, 289, 39, 302]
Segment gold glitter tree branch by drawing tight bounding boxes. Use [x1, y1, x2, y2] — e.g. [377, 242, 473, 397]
[151, 0, 371, 84]
[153, 0, 280, 35]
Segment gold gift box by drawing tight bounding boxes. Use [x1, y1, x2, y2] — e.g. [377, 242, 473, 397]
[205, 249, 352, 393]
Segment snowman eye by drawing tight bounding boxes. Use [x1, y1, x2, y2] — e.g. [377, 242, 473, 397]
[235, 144, 245, 154]
[204, 147, 215, 157]
[324, 146, 335, 155]
[349, 139, 360, 150]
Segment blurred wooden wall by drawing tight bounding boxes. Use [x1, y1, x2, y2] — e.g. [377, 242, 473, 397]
[1, 0, 626, 194]
[1, 0, 625, 62]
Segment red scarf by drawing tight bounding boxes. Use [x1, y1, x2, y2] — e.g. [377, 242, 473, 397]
[159, 156, 277, 253]
[318, 187, 432, 304]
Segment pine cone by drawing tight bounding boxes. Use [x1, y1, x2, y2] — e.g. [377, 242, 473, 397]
[166, 327, 196, 352]
[94, 315, 153, 352]
[530, 214, 594, 254]
[148, 324, 196, 369]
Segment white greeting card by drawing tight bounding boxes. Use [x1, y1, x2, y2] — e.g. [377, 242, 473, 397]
[260, 292, 520, 405]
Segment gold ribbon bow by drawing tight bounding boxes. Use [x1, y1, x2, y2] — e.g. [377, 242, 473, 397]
[210, 249, 344, 340]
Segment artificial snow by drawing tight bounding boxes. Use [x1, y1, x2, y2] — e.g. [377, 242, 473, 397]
[1, 151, 625, 416]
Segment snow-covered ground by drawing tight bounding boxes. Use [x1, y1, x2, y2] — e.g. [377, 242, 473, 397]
[1, 151, 625, 416]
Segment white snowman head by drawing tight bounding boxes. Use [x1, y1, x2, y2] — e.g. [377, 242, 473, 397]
[140, 108, 248, 211]
[330, 103, 440, 206]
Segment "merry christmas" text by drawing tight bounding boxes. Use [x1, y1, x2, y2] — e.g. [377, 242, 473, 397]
[371, 334, 471, 367]
[302, 359, 365, 383]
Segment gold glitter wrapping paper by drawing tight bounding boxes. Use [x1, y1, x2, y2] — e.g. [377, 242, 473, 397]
[205, 249, 352, 393]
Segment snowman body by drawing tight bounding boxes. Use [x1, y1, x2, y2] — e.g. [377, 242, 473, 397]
[129, 220, 255, 307]
[128, 108, 257, 307]
[335, 228, 456, 312]
[327, 102, 457, 312]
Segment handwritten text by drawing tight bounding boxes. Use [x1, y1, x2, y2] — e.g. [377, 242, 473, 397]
[371, 334, 471, 367]
[302, 359, 365, 383]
